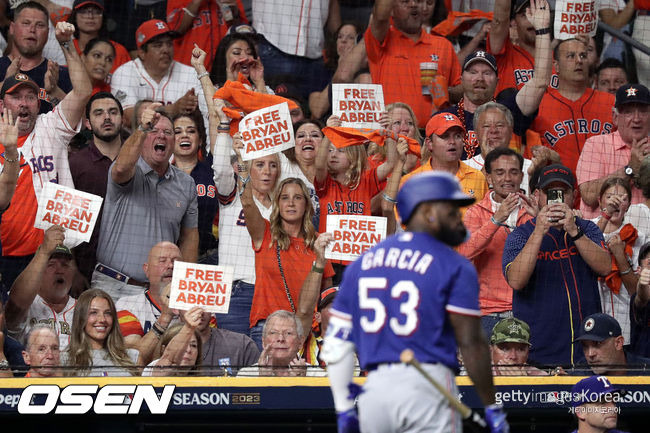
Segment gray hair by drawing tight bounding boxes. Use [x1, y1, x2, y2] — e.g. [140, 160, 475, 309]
[24, 324, 59, 350]
[263, 310, 304, 340]
[474, 102, 514, 129]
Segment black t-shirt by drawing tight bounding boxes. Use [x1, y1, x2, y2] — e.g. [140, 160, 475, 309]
[0, 56, 73, 114]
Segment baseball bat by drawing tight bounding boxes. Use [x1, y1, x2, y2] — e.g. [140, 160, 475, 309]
[400, 349, 487, 429]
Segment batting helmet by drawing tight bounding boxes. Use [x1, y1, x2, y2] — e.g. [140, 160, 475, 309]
[397, 171, 475, 224]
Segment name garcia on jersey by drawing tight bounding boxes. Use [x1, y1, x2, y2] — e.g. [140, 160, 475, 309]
[361, 246, 433, 275]
[544, 119, 613, 147]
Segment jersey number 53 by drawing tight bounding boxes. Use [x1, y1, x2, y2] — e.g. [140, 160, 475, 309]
[359, 277, 420, 336]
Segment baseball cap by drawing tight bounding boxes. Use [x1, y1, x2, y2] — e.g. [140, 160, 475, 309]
[318, 286, 338, 311]
[73, 0, 104, 10]
[615, 84, 650, 109]
[425, 112, 465, 137]
[490, 317, 532, 346]
[463, 51, 498, 74]
[0, 73, 39, 98]
[512, 0, 530, 15]
[536, 164, 575, 190]
[570, 376, 621, 408]
[574, 313, 622, 342]
[50, 245, 73, 260]
[639, 241, 650, 266]
[136, 19, 174, 49]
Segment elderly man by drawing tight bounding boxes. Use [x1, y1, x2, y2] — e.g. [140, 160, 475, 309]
[5, 226, 76, 351]
[22, 325, 61, 378]
[237, 310, 325, 377]
[365, 0, 462, 129]
[400, 112, 487, 208]
[0, 21, 91, 291]
[460, 148, 533, 333]
[110, 19, 207, 129]
[569, 376, 625, 433]
[92, 103, 198, 300]
[577, 84, 650, 219]
[576, 313, 650, 376]
[503, 164, 611, 366]
[489, 317, 547, 376]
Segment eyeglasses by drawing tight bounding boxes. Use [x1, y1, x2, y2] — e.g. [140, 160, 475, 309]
[266, 330, 297, 339]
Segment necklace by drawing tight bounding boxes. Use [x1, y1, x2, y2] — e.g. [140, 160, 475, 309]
[457, 98, 480, 159]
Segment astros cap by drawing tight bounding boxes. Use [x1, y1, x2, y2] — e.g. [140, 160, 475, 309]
[73, 0, 104, 10]
[536, 164, 575, 190]
[136, 19, 174, 49]
[490, 317, 532, 346]
[0, 73, 39, 98]
[615, 83, 650, 109]
[50, 245, 73, 260]
[318, 286, 338, 311]
[463, 51, 498, 74]
[570, 376, 622, 408]
[574, 313, 622, 342]
[425, 112, 465, 138]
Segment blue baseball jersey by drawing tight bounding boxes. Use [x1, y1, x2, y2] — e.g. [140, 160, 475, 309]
[502, 218, 604, 366]
[329, 231, 481, 371]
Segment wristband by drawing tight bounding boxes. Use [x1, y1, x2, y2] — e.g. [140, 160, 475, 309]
[217, 125, 231, 132]
[601, 211, 612, 221]
[197, 71, 209, 80]
[3, 155, 18, 163]
[382, 192, 397, 204]
[182, 7, 196, 18]
[59, 41, 70, 50]
[620, 266, 633, 276]
[151, 322, 165, 338]
[535, 27, 551, 35]
[311, 261, 325, 274]
[569, 226, 584, 242]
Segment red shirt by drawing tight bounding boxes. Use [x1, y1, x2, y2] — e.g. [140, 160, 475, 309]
[250, 221, 334, 327]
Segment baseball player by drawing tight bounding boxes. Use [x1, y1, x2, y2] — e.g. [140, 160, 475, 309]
[322, 171, 509, 433]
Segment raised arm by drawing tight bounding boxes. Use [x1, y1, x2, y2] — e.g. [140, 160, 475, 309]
[315, 116, 340, 185]
[558, 207, 611, 276]
[375, 136, 398, 181]
[515, 0, 552, 116]
[55, 22, 92, 128]
[370, 0, 393, 44]
[168, 0, 207, 35]
[381, 137, 407, 235]
[296, 233, 333, 338]
[233, 135, 266, 249]
[6, 226, 64, 330]
[111, 103, 163, 184]
[599, 0, 635, 30]
[191, 44, 219, 152]
[332, 40, 368, 84]
[489, 0, 512, 54]
[0, 109, 19, 211]
[159, 307, 203, 366]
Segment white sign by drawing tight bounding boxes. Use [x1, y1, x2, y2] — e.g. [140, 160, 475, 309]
[554, 0, 597, 39]
[325, 215, 387, 261]
[240, 102, 294, 161]
[332, 84, 385, 129]
[34, 183, 103, 248]
[169, 261, 234, 313]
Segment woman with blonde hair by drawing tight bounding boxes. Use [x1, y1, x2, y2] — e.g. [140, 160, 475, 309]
[370, 102, 423, 172]
[234, 138, 335, 349]
[64, 289, 139, 376]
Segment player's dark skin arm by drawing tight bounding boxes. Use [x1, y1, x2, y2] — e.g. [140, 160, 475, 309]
[450, 313, 496, 406]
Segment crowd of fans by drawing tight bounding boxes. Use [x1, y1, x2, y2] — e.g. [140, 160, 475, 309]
[0, 0, 647, 387]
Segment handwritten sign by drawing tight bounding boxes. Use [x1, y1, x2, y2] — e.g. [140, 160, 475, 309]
[169, 262, 234, 313]
[332, 84, 385, 129]
[325, 215, 387, 261]
[34, 183, 103, 248]
[240, 102, 294, 161]
[554, 0, 597, 39]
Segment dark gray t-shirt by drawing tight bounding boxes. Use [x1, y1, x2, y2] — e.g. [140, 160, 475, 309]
[201, 328, 260, 376]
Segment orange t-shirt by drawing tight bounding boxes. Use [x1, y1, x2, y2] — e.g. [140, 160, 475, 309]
[365, 26, 461, 129]
[487, 34, 558, 96]
[315, 167, 382, 234]
[531, 88, 615, 174]
[0, 136, 43, 256]
[250, 221, 334, 328]
[167, 0, 248, 71]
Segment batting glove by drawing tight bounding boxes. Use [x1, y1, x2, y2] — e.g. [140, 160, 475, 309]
[336, 408, 360, 433]
[485, 403, 509, 433]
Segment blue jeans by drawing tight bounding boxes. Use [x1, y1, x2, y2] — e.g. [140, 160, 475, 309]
[215, 280, 255, 337]
[249, 320, 265, 352]
[256, 37, 331, 100]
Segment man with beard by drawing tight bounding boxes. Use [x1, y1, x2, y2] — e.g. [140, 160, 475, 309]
[503, 164, 611, 366]
[92, 102, 198, 301]
[110, 19, 207, 129]
[69, 92, 124, 281]
[0, 21, 91, 293]
[400, 112, 487, 214]
[6, 225, 77, 352]
[441, 0, 551, 159]
[0, 1, 73, 114]
[323, 171, 509, 433]
[116, 242, 183, 365]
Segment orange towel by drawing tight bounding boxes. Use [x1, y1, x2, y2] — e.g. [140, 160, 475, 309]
[322, 126, 421, 158]
[603, 224, 638, 294]
[432, 10, 493, 37]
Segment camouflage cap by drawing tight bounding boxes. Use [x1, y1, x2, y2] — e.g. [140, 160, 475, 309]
[490, 317, 531, 346]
